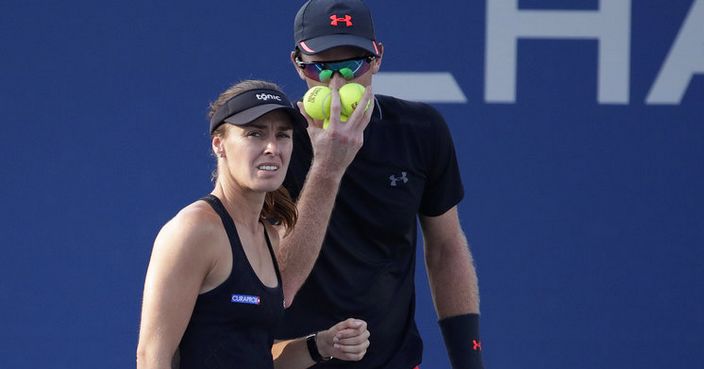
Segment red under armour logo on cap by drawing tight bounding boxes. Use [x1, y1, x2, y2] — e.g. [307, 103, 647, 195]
[330, 14, 353, 27]
[472, 339, 482, 351]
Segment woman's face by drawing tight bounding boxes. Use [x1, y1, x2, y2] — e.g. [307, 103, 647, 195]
[216, 110, 293, 194]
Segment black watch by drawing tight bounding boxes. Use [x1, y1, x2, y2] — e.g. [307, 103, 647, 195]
[306, 332, 333, 363]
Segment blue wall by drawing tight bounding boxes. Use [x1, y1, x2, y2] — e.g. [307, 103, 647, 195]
[1, 1, 702, 368]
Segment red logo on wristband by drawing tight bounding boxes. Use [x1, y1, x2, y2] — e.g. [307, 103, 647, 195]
[472, 339, 482, 351]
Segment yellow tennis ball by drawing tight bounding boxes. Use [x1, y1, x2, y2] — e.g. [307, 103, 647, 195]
[323, 115, 349, 129]
[339, 83, 368, 116]
[303, 86, 332, 120]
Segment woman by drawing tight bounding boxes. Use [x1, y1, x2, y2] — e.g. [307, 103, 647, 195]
[137, 80, 370, 369]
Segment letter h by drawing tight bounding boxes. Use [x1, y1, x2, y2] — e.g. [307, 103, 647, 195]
[485, 0, 631, 104]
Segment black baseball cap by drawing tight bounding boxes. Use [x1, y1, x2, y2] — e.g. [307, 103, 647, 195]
[209, 89, 306, 134]
[294, 0, 379, 56]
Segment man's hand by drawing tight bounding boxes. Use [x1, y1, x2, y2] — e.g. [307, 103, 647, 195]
[297, 78, 374, 178]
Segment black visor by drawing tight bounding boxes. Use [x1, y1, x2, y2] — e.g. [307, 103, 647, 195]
[209, 89, 306, 134]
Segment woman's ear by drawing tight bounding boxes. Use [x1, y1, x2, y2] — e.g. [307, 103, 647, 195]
[212, 135, 225, 158]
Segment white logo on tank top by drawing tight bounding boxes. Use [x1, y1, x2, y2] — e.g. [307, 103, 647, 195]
[231, 294, 261, 305]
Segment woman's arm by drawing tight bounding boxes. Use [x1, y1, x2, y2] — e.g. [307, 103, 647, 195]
[136, 207, 221, 369]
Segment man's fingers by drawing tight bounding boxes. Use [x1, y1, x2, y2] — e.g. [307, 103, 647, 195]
[347, 86, 374, 131]
[327, 85, 342, 128]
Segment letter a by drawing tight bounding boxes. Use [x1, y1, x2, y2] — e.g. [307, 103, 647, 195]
[647, 0, 704, 105]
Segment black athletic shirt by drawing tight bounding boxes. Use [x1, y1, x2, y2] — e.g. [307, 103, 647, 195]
[179, 194, 285, 369]
[276, 95, 464, 368]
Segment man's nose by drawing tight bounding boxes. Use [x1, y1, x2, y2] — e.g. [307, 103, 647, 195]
[328, 73, 346, 89]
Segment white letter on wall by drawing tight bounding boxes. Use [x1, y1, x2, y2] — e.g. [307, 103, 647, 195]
[646, 0, 704, 105]
[486, 0, 631, 104]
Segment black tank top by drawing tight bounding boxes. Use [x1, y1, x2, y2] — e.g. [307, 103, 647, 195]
[179, 195, 285, 369]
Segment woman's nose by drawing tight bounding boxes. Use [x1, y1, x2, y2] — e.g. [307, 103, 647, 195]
[264, 138, 279, 155]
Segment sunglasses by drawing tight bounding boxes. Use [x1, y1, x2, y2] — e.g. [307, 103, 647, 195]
[295, 55, 376, 82]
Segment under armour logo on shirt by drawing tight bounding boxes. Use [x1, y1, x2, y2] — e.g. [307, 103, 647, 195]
[389, 172, 408, 186]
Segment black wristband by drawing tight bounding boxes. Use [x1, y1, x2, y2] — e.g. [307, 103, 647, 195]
[306, 333, 332, 363]
[439, 313, 484, 369]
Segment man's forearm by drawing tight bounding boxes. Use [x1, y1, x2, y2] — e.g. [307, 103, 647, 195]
[277, 81, 372, 306]
[425, 233, 480, 317]
[422, 210, 484, 368]
[277, 163, 343, 306]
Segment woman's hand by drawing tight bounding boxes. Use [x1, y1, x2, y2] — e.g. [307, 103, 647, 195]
[317, 318, 370, 362]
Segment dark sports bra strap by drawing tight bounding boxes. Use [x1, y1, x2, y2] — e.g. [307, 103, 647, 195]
[262, 226, 283, 286]
[202, 194, 282, 286]
[199, 194, 241, 252]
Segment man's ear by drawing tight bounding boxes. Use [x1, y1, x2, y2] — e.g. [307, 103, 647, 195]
[371, 42, 384, 74]
[291, 50, 307, 81]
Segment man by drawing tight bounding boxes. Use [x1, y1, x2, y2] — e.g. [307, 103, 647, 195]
[274, 1, 484, 368]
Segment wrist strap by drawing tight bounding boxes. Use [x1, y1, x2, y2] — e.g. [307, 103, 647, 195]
[439, 313, 484, 369]
[306, 333, 332, 363]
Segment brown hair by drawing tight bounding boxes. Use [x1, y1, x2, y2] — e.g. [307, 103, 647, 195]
[209, 80, 298, 235]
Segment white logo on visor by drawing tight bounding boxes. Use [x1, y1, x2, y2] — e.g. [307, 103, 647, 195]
[256, 93, 282, 101]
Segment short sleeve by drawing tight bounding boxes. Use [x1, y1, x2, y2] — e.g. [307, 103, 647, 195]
[419, 108, 464, 216]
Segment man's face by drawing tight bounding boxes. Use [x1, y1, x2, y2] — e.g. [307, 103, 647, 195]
[293, 45, 382, 89]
